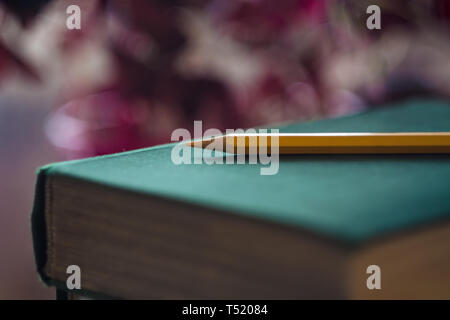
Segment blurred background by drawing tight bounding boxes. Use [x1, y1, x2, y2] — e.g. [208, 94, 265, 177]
[1, 0, 450, 299]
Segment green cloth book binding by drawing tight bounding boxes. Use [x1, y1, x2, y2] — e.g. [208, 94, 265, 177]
[32, 99, 450, 299]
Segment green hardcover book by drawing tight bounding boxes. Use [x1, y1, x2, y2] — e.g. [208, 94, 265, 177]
[32, 99, 450, 299]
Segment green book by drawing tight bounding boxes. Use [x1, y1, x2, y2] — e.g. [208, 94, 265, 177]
[32, 99, 450, 299]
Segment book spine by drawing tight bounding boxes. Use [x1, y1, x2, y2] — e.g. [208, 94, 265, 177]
[31, 166, 52, 285]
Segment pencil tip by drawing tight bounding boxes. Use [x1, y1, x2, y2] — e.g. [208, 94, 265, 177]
[186, 138, 214, 148]
[186, 140, 200, 148]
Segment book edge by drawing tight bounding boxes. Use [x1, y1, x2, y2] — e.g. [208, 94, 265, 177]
[31, 165, 52, 286]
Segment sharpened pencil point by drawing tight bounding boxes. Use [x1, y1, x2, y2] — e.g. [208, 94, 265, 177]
[186, 138, 215, 148]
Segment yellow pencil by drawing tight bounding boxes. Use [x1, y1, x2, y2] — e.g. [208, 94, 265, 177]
[187, 132, 450, 154]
